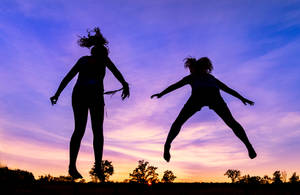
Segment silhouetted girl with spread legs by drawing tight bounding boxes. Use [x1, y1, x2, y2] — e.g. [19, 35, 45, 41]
[50, 28, 130, 179]
[151, 57, 256, 162]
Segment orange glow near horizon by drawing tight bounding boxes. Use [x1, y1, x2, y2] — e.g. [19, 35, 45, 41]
[1, 128, 300, 183]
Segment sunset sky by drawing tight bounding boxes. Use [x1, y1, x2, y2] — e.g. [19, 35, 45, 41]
[1, 0, 300, 182]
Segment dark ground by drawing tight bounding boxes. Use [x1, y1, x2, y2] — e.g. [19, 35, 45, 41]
[4, 183, 300, 195]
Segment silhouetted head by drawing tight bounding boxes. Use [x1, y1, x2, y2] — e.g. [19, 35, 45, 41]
[184, 57, 213, 74]
[90, 45, 108, 57]
[78, 27, 109, 57]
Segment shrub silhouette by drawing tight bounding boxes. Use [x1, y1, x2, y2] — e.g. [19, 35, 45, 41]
[129, 160, 159, 184]
[53, 176, 73, 183]
[289, 172, 299, 183]
[37, 174, 74, 183]
[161, 170, 176, 183]
[272, 171, 283, 184]
[89, 160, 114, 183]
[37, 174, 55, 183]
[261, 175, 272, 184]
[236, 174, 249, 184]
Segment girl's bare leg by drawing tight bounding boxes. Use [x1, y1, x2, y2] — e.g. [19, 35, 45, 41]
[213, 104, 257, 159]
[164, 103, 198, 162]
[69, 101, 88, 178]
[90, 100, 104, 174]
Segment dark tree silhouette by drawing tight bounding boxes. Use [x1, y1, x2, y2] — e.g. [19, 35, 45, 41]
[289, 172, 299, 183]
[129, 160, 159, 184]
[272, 171, 283, 184]
[161, 170, 176, 183]
[0, 166, 35, 184]
[224, 169, 241, 183]
[89, 160, 114, 183]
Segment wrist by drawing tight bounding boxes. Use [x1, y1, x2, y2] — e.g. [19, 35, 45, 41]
[122, 82, 129, 87]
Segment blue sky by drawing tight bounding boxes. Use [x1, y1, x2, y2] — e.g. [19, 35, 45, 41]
[0, 0, 300, 182]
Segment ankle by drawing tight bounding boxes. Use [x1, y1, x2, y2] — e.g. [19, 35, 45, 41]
[69, 165, 77, 170]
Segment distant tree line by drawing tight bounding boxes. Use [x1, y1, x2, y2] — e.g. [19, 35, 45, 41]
[2, 163, 299, 184]
[0, 160, 176, 184]
[224, 169, 300, 184]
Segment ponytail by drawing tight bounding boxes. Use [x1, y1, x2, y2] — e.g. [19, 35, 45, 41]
[184, 57, 197, 69]
[184, 57, 213, 73]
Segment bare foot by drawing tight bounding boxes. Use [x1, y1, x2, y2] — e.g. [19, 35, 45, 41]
[248, 147, 257, 159]
[68, 167, 83, 179]
[163, 144, 171, 162]
[95, 165, 105, 182]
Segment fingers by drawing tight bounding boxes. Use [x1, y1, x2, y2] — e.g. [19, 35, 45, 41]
[151, 94, 160, 99]
[50, 96, 57, 105]
[244, 100, 254, 106]
[52, 100, 57, 105]
[246, 99, 254, 106]
[127, 89, 130, 98]
[50, 99, 56, 105]
[121, 89, 130, 100]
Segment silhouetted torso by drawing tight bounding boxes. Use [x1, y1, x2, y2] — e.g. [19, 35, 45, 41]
[72, 55, 107, 104]
[75, 56, 106, 92]
[189, 73, 219, 92]
[182, 73, 223, 106]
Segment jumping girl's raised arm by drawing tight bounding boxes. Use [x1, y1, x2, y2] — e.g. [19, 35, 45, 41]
[151, 76, 190, 99]
[50, 58, 83, 105]
[216, 79, 254, 106]
[105, 57, 130, 100]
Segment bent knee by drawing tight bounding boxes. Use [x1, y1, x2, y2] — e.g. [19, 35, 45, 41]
[228, 120, 242, 130]
[222, 116, 239, 127]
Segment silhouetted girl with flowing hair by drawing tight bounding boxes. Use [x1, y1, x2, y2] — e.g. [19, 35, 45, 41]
[151, 57, 256, 162]
[50, 28, 130, 179]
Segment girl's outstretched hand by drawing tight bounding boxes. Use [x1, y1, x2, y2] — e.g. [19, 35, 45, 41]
[151, 93, 162, 99]
[121, 84, 130, 100]
[50, 95, 58, 105]
[241, 97, 254, 106]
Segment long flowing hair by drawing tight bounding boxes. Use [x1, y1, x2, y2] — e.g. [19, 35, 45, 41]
[78, 27, 109, 56]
